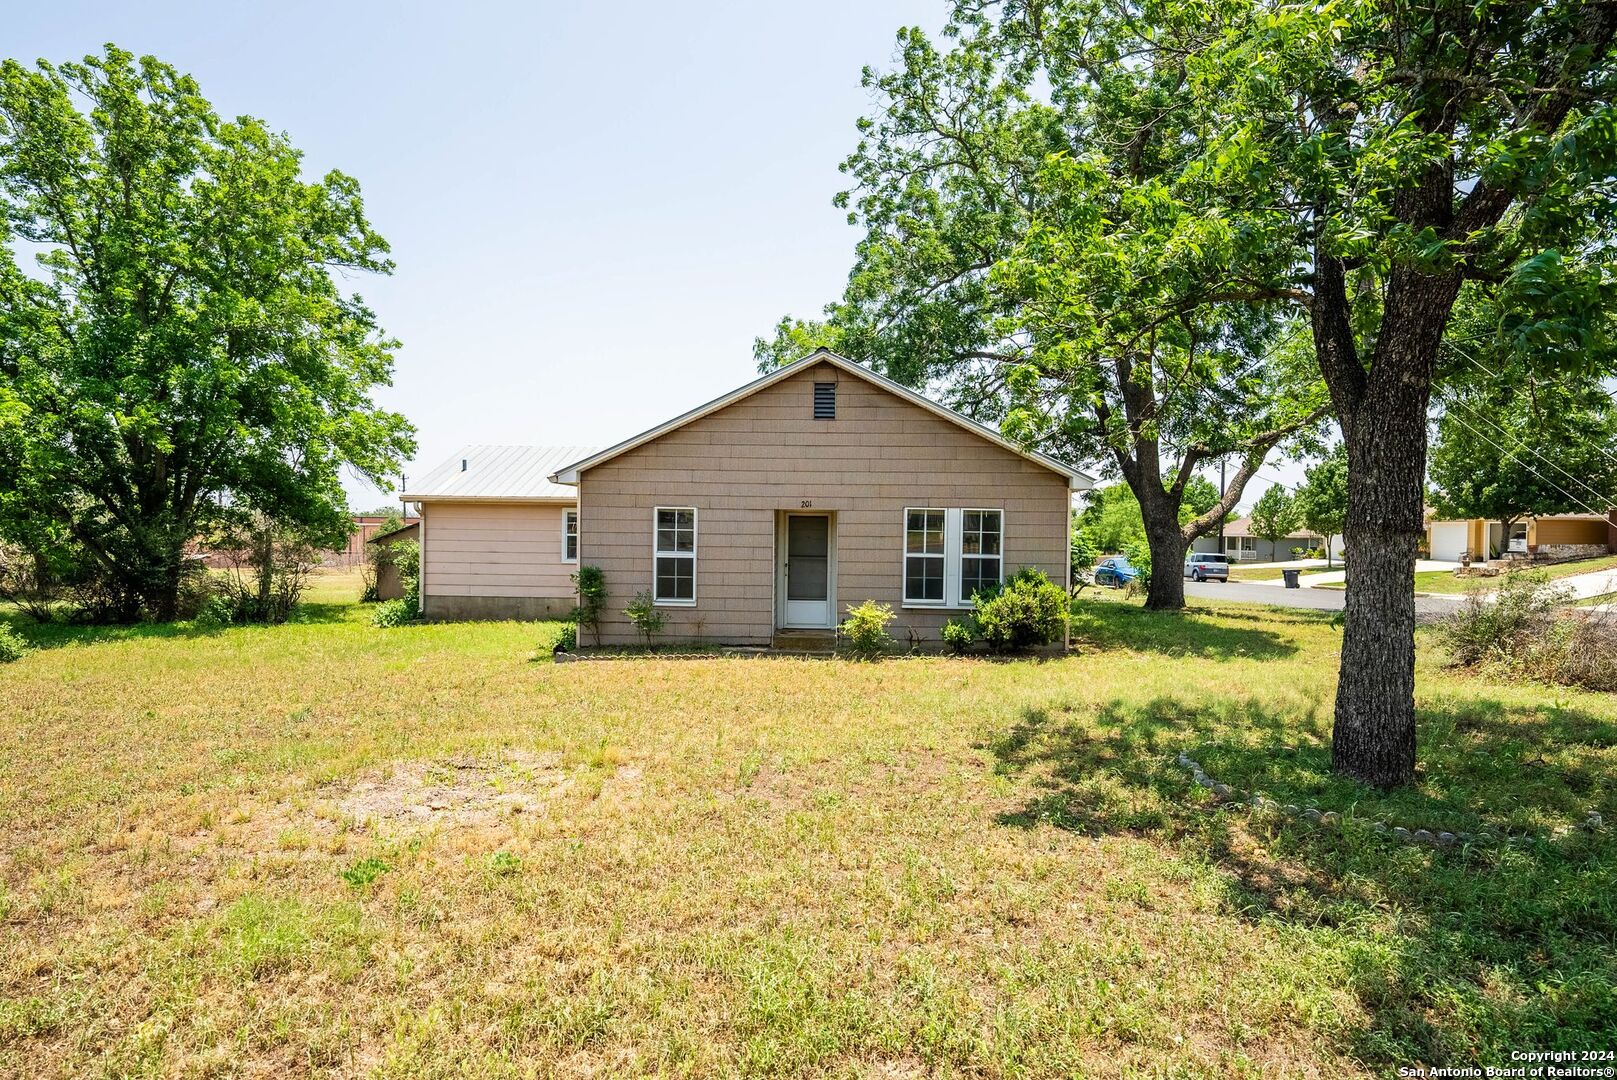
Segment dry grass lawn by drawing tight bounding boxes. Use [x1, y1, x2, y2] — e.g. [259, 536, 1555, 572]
[1, 570, 1613, 1077]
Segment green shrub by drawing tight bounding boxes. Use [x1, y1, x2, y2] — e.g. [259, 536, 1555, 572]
[941, 618, 975, 655]
[1069, 526, 1099, 585]
[973, 568, 1068, 653]
[1121, 540, 1152, 591]
[571, 565, 607, 645]
[0, 624, 29, 663]
[555, 622, 578, 652]
[1441, 572, 1617, 691]
[212, 516, 321, 624]
[1441, 571, 1566, 666]
[191, 594, 235, 630]
[840, 600, 896, 659]
[623, 590, 665, 649]
[371, 596, 420, 628]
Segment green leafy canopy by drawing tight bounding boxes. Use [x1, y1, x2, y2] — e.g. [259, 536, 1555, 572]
[0, 46, 414, 618]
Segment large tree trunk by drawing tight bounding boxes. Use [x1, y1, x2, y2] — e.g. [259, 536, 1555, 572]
[1141, 511, 1190, 610]
[1332, 421, 1420, 787]
[1327, 272, 1457, 788]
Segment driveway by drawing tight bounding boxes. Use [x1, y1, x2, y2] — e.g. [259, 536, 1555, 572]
[1184, 579, 1466, 620]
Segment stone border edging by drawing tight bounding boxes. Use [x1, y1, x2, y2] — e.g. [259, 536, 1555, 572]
[1175, 752, 1605, 848]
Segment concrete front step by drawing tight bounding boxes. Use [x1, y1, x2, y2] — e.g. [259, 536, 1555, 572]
[771, 629, 838, 653]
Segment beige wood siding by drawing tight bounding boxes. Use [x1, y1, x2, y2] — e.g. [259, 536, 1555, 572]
[421, 502, 576, 607]
[579, 361, 1071, 645]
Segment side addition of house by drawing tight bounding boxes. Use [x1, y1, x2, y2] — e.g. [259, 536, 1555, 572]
[401, 445, 597, 620]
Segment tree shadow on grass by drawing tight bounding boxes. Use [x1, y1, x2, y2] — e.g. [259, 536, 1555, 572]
[986, 693, 1617, 1068]
[1069, 599, 1312, 660]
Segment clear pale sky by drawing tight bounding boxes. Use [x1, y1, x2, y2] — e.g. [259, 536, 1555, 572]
[10, 1, 1303, 511]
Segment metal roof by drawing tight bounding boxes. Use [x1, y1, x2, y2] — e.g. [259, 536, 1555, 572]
[401, 445, 599, 502]
[549, 349, 1095, 490]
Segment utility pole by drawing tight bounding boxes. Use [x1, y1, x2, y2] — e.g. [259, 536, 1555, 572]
[1217, 458, 1227, 549]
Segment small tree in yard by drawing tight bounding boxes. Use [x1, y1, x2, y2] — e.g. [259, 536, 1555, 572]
[571, 565, 607, 646]
[214, 516, 320, 625]
[0, 540, 62, 621]
[1294, 448, 1348, 570]
[1249, 486, 1302, 563]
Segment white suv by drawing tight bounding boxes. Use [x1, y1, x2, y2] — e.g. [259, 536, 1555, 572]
[1183, 553, 1230, 582]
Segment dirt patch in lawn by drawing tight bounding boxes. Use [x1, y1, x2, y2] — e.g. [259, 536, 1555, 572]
[200, 752, 646, 858]
[334, 751, 572, 826]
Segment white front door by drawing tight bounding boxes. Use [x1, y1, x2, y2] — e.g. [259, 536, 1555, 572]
[783, 514, 832, 627]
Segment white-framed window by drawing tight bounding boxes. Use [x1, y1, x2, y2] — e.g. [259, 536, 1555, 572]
[903, 507, 1004, 608]
[960, 509, 1003, 602]
[904, 508, 947, 604]
[562, 509, 579, 562]
[653, 507, 696, 604]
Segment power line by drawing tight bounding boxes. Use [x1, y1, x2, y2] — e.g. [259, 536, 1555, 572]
[1440, 410, 1610, 519]
[1438, 391, 1616, 510]
[1443, 340, 1617, 475]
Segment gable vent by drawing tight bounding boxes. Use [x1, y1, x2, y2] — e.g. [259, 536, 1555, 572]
[813, 382, 836, 420]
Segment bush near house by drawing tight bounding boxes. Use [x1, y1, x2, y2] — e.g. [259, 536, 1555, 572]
[941, 617, 975, 655]
[370, 539, 421, 628]
[623, 590, 666, 648]
[840, 600, 896, 658]
[972, 568, 1068, 652]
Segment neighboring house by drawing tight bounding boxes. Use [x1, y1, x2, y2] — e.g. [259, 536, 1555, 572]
[1426, 513, 1616, 562]
[401, 445, 598, 620]
[406, 349, 1092, 644]
[365, 520, 419, 600]
[1191, 516, 1340, 562]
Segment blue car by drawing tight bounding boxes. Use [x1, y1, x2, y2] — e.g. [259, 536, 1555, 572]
[1093, 556, 1139, 588]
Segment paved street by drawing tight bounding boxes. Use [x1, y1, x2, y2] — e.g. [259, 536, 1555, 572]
[1184, 579, 1467, 620]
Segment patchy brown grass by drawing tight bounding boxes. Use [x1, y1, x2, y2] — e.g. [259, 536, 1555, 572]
[0, 591, 1613, 1077]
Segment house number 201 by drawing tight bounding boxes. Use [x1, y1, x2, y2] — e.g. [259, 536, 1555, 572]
[800, 500, 813, 508]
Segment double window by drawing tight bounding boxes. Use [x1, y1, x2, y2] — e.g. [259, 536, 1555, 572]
[562, 510, 579, 562]
[654, 507, 696, 604]
[904, 507, 1003, 607]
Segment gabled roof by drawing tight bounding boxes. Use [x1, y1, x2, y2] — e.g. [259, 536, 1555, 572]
[549, 349, 1094, 489]
[402, 445, 599, 502]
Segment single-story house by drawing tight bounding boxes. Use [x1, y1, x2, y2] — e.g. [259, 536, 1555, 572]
[403, 349, 1093, 645]
[1426, 513, 1617, 563]
[1191, 516, 1342, 563]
